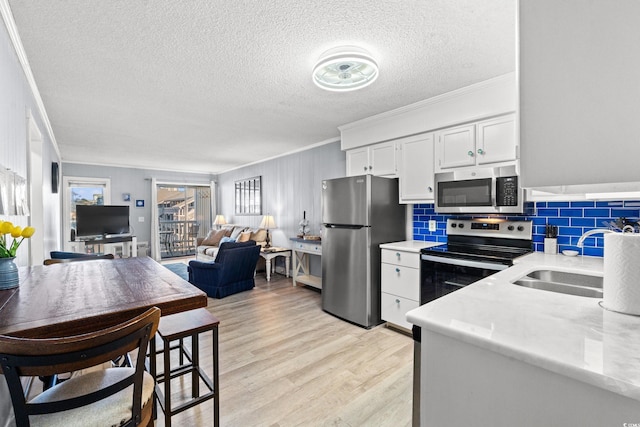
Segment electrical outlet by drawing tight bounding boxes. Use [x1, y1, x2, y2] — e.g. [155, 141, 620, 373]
[428, 220, 436, 232]
[138, 216, 145, 222]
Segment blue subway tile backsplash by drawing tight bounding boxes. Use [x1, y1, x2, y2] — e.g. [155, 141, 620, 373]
[412, 200, 640, 257]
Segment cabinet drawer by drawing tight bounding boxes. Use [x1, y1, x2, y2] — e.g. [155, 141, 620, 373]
[293, 241, 321, 255]
[381, 292, 419, 330]
[381, 263, 420, 300]
[381, 249, 420, 269]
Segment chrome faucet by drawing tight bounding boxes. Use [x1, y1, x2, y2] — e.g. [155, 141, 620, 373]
[576, 228, 616, 248]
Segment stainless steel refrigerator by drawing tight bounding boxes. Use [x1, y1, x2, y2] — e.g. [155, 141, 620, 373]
[321, 175, 406, 328]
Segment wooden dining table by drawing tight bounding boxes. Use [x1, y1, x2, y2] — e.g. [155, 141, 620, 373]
[0, 256, 207, 338]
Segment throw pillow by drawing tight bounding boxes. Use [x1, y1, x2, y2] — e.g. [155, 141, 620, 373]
[201, 229, 227, 246]
[237, 231, 252, 243]
[229, 226, 246, 240]
[250, 228, 267, 242]
[219, 236, 236, 245]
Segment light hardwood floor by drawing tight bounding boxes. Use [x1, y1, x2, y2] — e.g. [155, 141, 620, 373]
[156, 268, 414, 427]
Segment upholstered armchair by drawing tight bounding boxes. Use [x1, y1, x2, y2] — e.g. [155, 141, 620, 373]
[188, 241, 261, 298]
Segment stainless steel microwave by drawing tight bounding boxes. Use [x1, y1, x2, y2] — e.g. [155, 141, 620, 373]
[434, 165, 524, 214]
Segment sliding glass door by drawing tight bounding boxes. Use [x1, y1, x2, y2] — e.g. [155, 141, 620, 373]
[156, 184, 210, 259]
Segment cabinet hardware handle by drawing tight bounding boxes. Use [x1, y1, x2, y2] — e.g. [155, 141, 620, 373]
[395, 268, 400, 273]
[428, 186, 433, 192]
[467, 151, 474, 157]
[396, 252, 400, 257]
[369, 165, 373, 170]
[395, 299, 400, 304]
[477, 148, 485, 155]
[363, 166, 367, 171]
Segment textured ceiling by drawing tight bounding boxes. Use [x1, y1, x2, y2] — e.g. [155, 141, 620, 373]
[7, 0, 516, 174]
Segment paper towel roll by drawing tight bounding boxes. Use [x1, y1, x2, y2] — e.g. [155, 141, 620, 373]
[603, 233, 640, 315]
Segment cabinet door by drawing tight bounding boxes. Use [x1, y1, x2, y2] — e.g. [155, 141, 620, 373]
[370, 141, 397, 176]
[398, 133, 435, 202]
[435, 124, 476, 170]
[381, 292, 419, 330]
[346, 147, 370, 176]
[476, 114, 517, 165]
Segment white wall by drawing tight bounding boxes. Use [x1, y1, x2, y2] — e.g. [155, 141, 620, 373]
[0, 13, 60, 266]
[62, 163, 214, 245]
[0, 12, 62, 426]
[216, 141, 346, 249]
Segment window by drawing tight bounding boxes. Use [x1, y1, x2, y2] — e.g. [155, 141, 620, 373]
[235, 176, 261, 215]
[62, 177, 111, 249]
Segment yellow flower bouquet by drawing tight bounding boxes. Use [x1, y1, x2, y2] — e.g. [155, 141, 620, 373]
[0, 221, 36, 258]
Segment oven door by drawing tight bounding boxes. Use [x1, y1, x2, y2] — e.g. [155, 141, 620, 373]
[420, 254, 508, 304]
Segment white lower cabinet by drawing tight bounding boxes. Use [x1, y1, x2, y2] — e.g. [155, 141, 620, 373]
[381, 248, 421, 330]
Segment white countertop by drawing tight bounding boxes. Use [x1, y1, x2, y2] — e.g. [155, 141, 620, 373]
[379, 240, 443, 252]
[406, 252, 640, 402]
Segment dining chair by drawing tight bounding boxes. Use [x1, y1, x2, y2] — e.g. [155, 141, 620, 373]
[43, 254, 115, 265]
[0, 307, 160, 427]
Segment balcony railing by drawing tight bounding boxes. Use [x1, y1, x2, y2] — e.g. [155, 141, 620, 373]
[159, 220, 200, 258]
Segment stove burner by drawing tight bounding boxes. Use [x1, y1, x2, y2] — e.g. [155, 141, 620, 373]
[422, 218, 534, 266]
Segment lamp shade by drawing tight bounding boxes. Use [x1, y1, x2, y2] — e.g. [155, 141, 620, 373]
[213, 215, 227, 226]
[259, 215, 277, 229]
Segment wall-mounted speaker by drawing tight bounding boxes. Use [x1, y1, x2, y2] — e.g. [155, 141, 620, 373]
[51, 162, 59, 193]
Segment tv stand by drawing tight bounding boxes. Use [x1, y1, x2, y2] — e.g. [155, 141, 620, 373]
[69, 235, 138, 258]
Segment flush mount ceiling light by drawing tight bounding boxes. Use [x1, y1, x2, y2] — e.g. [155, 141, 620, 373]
[312, 46, 379, 92]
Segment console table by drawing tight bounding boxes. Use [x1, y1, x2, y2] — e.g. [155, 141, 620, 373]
[259, 247, 291, 282]
[290, 237, 321, 289]
[69, 235, 138, 258]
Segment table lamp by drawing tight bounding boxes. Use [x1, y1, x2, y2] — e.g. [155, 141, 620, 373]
[259, 214, 277, 248]
[213, 215, 227, 229]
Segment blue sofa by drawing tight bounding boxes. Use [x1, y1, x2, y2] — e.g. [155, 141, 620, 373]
[188, 241, 261, 298]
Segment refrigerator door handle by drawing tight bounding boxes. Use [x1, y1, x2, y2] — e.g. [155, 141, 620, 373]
[324, 224, 365, 229]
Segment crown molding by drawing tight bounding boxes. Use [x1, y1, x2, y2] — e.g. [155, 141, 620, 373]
[0, 0, 61, 159]
[338, 72, 516, 131]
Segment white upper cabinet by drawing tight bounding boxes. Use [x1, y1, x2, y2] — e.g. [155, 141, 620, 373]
[346, 146, 370, 176]
[398, 133, 435, 203]
[435, 124, 476, 169]
[346, 140, 397, 177]
[476, 115, 517, 165]
[435, 114, 516, 172]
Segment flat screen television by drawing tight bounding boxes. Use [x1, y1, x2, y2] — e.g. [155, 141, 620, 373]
[76, 205, 130, 238]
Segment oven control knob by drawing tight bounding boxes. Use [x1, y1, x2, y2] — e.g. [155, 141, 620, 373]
[451, 223, 457, 228]
[517, 225, 525, 232]
[508, 225, 514, 231]
[458, 223, 464, 228]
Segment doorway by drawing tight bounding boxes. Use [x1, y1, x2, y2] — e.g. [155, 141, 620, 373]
[156, 184, 211, 259]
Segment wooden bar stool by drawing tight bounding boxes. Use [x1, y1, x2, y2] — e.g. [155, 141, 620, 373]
[148, 308, 219, 427]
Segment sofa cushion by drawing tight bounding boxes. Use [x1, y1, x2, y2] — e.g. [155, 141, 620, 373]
[220, 236, 236, 245]
[250, 228, 267, 242]
[201, 229, 227, 246]
[229, 226, 246, 240]
[237, 231, 252, 242]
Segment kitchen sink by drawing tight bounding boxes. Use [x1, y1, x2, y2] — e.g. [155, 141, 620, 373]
[512, 270, 603, 298]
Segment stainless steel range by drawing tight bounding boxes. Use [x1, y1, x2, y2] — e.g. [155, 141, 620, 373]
[420, 218, 533, 304]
